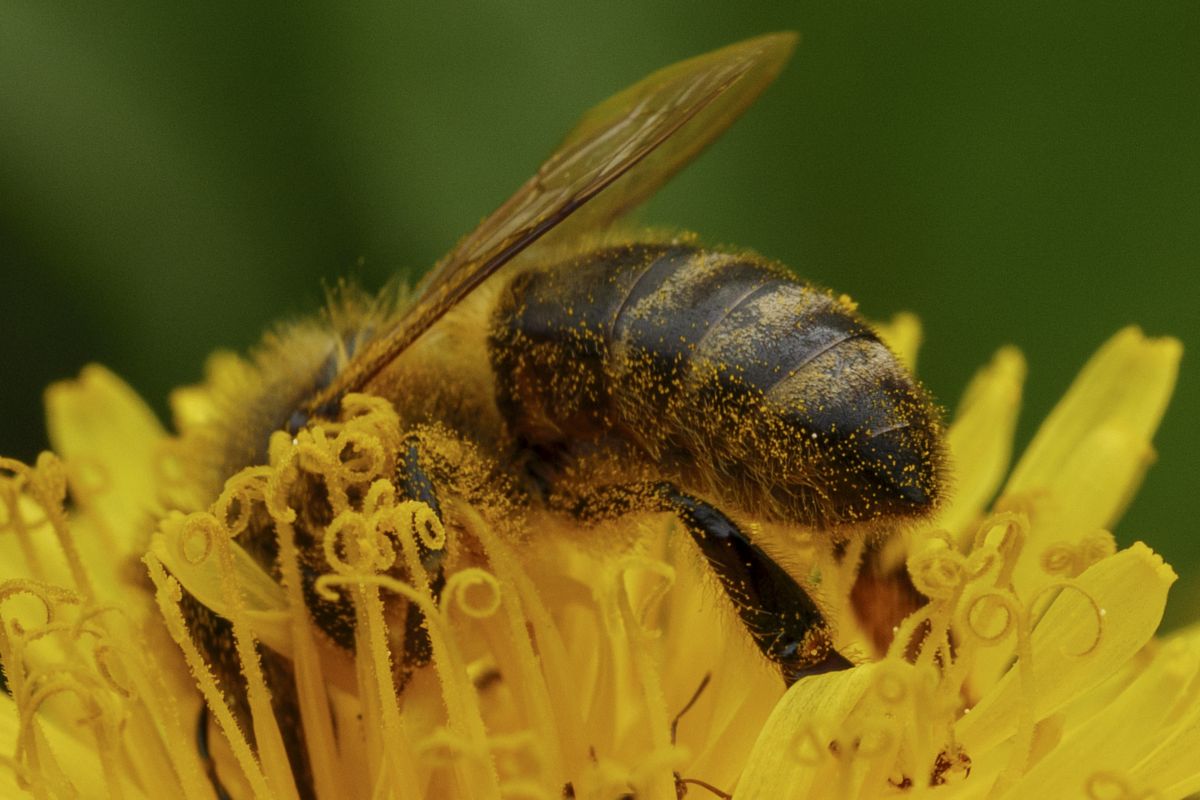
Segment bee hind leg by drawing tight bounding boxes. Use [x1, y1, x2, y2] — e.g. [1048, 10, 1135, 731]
[572, 482, 852, 686]
[395, 434, 448, 687]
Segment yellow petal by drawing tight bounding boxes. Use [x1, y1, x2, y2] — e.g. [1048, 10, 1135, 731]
[737, 664, 878, 798]
[168, 350, 251, 432]
[1122, 625, 1200, 797]
[1002, 632, 1199, 798]
[1021, 424, 1153, 549]
[0, 692, 152, 800]
[958, 543, 1176, 757]
[997, 328, 1180, 605]
[940, 347, 1026, 541]
[1002, 326, 1178, 530]
[873, 312, 922, 372]
[1005, 327, 1179, 495]
[150, 515, 292, 656]
[0, 495, 72, 590]
[44, 365, 166, 544]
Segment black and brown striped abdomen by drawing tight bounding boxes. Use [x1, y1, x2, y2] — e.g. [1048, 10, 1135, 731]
[490, 243, 943, 528]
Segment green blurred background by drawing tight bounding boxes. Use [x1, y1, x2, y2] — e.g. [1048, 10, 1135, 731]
[2, 4, 1197, 623]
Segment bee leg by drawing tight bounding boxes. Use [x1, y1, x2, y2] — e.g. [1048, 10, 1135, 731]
[661, 486, 854, 685]
[196, 703, 232, 800]
[395, 434, 448, 687]
[184, 598, 313, 799]
[573, 482, 852, 686]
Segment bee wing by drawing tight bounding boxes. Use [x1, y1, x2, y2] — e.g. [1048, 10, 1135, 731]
[417, 31, 797, 301]
[314, 31, 796, 411]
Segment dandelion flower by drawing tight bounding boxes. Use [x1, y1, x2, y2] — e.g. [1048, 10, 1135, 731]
[1, 322, 1195, 800]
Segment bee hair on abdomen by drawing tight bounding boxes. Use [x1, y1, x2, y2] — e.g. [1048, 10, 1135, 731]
[490, 242, 944, 528]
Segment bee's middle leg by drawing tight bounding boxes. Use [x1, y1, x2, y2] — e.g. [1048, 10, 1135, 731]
[570, 482, 852, 686]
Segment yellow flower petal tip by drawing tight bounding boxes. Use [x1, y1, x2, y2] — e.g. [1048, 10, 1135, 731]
[44, 364, 164, 447]
[941, 346, 1027, 538]
[2, 324, 1196, 800]
[1007, 326, 1181, 495]
[873, 311, 922, 371]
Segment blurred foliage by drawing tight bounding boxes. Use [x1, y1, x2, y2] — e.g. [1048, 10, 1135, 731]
[2, 3, 1197, 623]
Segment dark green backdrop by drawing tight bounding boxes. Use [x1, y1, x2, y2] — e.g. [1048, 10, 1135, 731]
[2, 4, 1197, 624]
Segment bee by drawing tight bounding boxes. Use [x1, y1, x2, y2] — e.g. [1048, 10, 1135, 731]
[183, 32, 945, 798]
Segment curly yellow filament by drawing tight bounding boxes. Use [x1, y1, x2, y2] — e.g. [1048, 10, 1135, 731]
[144, 555, 272, 799]
[459, 507, 574, 789]
[273, 508, 345, 800]
[392, 505, 501, 798]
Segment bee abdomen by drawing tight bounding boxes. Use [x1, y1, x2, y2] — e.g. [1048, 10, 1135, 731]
[491, 243, 943, 526]
[604, 247, 874, 397]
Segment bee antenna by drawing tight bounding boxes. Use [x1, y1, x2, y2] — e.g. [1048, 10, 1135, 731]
[670, 672, 712, 745]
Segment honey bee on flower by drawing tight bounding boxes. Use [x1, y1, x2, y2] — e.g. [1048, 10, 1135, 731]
[0, 31, 1197, 800]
